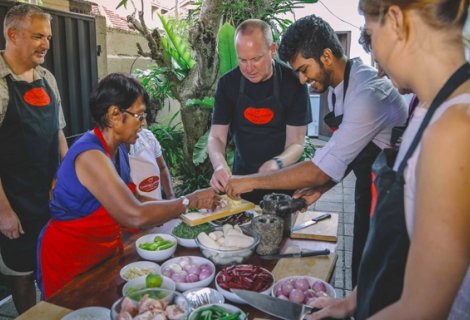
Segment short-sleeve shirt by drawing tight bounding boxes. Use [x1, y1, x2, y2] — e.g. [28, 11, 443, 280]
[212, 60, 311, 127]
[312, 58, 407, 182]
[0, 51, 66, 129]
[129, 128, 162, 159]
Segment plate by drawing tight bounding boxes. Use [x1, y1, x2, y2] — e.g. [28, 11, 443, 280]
[62, 306, 109, 320]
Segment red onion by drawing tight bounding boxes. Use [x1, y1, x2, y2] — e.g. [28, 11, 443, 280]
[281, 282, 294, 296]
[312, 280, 327, 293]
[199, 268, 212, 280]
[186, 273, 199, 283]
[294, 278, 310, 291]
[289, 289, 305, 304]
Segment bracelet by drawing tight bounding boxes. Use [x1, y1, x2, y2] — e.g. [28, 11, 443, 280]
[272, 157, 283, 169]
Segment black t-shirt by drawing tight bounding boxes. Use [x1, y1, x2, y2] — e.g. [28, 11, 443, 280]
[212, 60, 311, 127]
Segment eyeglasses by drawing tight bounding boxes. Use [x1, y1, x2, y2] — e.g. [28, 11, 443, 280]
[122, 110, 147, 122]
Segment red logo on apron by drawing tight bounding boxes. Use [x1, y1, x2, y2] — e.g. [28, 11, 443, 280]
[244, 107, 274, 125]
[138, 176, 160, 192]
[23, 87, 51, 107]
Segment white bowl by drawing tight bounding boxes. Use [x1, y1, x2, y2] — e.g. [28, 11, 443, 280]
[183, 287, 225, 309]
[215, 265, 274, 304]
[160, 256, 216, 292]
[122, 275, 176, 296]
[189, 303, 247, 320]
[173, 235, 198, 248]
[119, 261, 161, 281]
[135, 233, 177, 261]
[272, 275, 336, 304]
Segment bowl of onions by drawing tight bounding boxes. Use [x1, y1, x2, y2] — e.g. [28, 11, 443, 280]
[272, 276, 336, 306]
[161, 256, 215, 292]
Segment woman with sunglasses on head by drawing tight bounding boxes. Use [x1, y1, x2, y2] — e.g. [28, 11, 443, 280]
[36, 73, 219, 298]
[306, 1, 470, 319]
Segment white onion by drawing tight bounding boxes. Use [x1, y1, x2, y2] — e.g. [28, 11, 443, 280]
[171, 271, 187, 283]
[186, 264, 200, 275]
[168, 263, 182, 273]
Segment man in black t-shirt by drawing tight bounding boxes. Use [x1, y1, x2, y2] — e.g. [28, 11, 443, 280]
[208, 19, 311, 204]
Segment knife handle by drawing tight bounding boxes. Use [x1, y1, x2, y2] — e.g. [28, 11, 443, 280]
[313, 213, 331, 222]
[300, 249, 330, 257]
[291, 198, 307, 212]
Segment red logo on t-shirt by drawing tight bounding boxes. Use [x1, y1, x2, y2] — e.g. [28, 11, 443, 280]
[138, 176, 160, 192]
[23, 87, 51, 107]
[243, 107, 274, 125]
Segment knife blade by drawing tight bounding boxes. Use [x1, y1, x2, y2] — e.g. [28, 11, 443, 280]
[291, 213, 332, 232]
[232, 289, 316, 320]
[260, 249, 330, 260]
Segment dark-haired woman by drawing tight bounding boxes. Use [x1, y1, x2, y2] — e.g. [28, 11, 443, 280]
[37, 73, 218, 298]
[306, 0, 470, 319]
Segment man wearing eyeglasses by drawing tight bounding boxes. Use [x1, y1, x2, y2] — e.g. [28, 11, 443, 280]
[0, 4, 67, 313]
[208, 19, 311, 204]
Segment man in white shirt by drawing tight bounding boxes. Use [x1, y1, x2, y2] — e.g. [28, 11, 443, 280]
[226, 15, 407, 286]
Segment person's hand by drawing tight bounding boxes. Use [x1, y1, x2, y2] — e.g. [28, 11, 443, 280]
[210, 165, 231, 193]
[304, 297, 353, 320]
[188, 188, 220, 211]
[258, 159, 278, 173]
[225, 176, 254, 200]
[0, 208, 24, 239]
[293, 187, 323, 210]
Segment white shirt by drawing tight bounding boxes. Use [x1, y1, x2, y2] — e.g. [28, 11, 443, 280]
[129, 128, 163, 200]
[312, 58, 407, 182]
[393, 94, 470, 319]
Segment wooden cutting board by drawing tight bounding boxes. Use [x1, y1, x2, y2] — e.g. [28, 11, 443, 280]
[290, 211, 339, 242]
[271, 247, 337, 282]
[17, 301, 71, 320]
[180, 195, 255, 226]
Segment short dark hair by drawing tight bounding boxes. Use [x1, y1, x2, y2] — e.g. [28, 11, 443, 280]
[279, 14, 344, 64]
[89, 73, 149, 128]
[359, 27, 372, 53]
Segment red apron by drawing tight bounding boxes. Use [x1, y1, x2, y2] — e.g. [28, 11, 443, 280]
[40, 128, 135, 298]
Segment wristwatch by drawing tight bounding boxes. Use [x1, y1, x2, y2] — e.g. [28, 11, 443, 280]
[180, 196, 190, 213]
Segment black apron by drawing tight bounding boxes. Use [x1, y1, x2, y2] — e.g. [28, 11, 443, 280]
[0, 75, 59, 271]
[323, 59, 381, 286]
[231, 63, 292, 204]
[355, 62, 470, 319]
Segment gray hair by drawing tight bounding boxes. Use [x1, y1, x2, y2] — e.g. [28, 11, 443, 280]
[3, 4, 51, 39]
[235, 19, 273, 49]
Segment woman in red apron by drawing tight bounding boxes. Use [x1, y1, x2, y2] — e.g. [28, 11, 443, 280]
[37, 73, 218, 298]
[305, 1, 470, 319]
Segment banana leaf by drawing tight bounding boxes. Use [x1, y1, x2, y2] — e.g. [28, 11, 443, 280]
[218, 23, 238, 76]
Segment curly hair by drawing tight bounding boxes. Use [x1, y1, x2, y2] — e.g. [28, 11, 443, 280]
[278, 14, 344, 64]
[89, 73, 150, 128]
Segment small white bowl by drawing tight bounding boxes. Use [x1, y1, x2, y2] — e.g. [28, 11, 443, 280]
[119, 261, 161, 281]
[135, 233, 177, 261]
[215, 265, 274, 304]
[173, 235, 198, 248]
[272, 275, 336, 303]
[160, 256, 216, 292]
[122, 275, 176, 296]
[189, 303, 247, 320]
[183, 287, 225, 309]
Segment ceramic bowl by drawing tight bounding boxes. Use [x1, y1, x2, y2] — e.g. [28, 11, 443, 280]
[119, 261, 161, 281]
[188, 303, 247, 320]
[215, 265, 274, 304]
[122, 275, 176, 296]
[183, 287, 225, 309]
[111, 288, 190, 319]
[271, 275, 336, 304]
[160, 256, 215, 292]
[135, 233, 177, 261]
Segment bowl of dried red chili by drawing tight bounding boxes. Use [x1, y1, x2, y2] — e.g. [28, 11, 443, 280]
[215, 264, 274, 304]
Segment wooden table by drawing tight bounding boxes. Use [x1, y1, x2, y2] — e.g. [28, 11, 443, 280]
[47, 220, 337, 319]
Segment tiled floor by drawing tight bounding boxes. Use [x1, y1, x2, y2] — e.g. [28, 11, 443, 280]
[0, 138, 354, 318]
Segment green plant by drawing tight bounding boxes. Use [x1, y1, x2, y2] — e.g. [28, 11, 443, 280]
[218, 23, 238, 76]
[299, 136, 316, 161]
[134, 65, 174, 112]
[173, 161, 212, 196]
[148, 112, 185, 177]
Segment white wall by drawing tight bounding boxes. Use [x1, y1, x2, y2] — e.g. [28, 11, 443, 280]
[292, 0, 372, 65]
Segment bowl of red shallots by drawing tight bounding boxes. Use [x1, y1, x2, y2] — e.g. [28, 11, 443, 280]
[271, 276, 336, 307]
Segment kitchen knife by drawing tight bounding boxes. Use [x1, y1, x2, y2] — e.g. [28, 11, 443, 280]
[291, 213, 332, 232]
[232, 289, 317, 320]
[260, 249, 330, 260]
